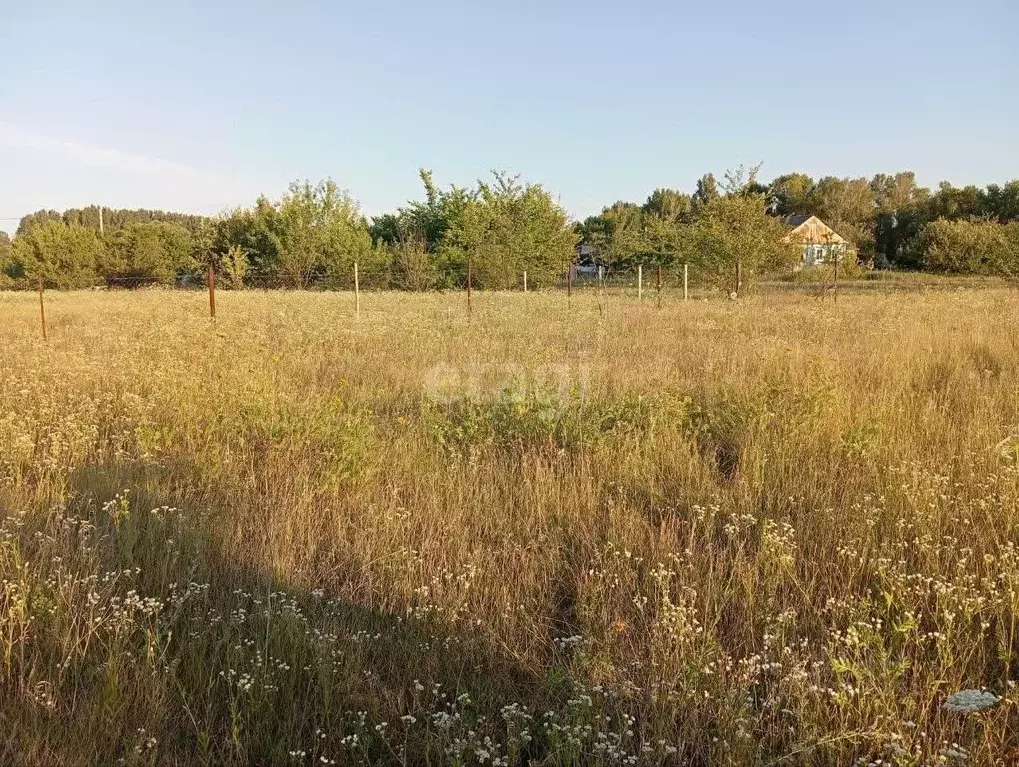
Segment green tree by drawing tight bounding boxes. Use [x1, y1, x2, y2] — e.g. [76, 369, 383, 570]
[227, 180, 373, 288]
[769, 173, 815, 215]
[101, 221, 195, 284]
[443, 172, 576, 289]
[926, 182, 983, 221]
[16, 210, 62, 236]
[870, 172, 930, 265]
[579, 202, 645, 270]
[214, 206, 269, 273]
[910, 219, 1019, 275]
[642, 188, 693, 222]
[219, 245, 249, 289]
[0, 232, 13, 288]
[389, 233, 435, 290]
[9, 221, 104, 288]
[692, 173, 719, 209]
[984, 181, 1019, 223]
[807, 176, 875, 226]
[691, 166, 791, 294]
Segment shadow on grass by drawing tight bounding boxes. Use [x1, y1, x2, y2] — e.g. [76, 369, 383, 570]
[0, 461, 546, 766]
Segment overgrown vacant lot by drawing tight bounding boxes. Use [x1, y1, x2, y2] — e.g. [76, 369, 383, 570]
[2, 288, 1018, 766]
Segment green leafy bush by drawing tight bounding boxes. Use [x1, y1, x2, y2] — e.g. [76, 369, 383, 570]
[911, 219, 1019, 275]
[8, 220, 104, 288]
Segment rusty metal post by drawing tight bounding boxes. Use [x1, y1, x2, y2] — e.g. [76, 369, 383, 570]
[208, 266, 216, 319]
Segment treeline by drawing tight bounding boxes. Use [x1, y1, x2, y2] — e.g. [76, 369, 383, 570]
[581, 171, 1019, 274]
[0, 173, 578, 291]
[2, 167, 1018, 291]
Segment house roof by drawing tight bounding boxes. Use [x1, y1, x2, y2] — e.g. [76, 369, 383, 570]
[781, 214, 847, 245]
[781, 214, 814, 227]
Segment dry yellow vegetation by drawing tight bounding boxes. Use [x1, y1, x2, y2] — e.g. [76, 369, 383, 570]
[1, 287, 1018, 765]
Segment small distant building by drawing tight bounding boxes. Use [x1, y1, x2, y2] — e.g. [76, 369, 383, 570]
[781, 215, 849, 267]
[574, 243, 602, 277]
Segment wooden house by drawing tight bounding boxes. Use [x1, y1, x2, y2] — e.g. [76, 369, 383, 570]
[781, 215, 849, 267]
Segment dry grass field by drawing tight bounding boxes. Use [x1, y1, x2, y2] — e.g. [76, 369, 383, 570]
[2, 287, 1018, 766]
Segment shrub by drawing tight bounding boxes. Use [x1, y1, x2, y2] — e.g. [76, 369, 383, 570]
[9, 220, 104, 288]
[911, 219, 1019, 275]
[100, 221, 195, 285]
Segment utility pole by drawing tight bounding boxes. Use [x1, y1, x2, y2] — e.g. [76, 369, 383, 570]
[99, 206, 104, 235]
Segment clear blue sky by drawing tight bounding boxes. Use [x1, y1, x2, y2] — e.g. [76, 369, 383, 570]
[1, 0, 1016, 233]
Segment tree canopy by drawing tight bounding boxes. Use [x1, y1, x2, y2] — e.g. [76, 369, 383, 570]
[4, 168, 1019, 290]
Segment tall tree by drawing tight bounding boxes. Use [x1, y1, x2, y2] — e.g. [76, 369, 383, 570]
[984, 181, 1019, 223]
[442, 172, 576, 289]
[769, 173, 815, 215]
[926, 182, 983, 221]
[693, 166, 792, 294]
[870, 172, 930, 265]
[246, 180, 373, 288]
[808, 176, 875, 225]
[579, 202, 645, 269]
[9, 221, 104, 288]
[0, 232, 12, 287]
[692, 173, 719, 209]
[100, 221, 195, 284]
[16, 210, 62, 236]
[642, 188, 693, 222]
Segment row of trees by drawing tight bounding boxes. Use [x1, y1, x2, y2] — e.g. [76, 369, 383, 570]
[581, 172, 1019, 273]
[577, 165, 792, 288]
[3, 168, 1018, 290]
[0, 174, 577, 291]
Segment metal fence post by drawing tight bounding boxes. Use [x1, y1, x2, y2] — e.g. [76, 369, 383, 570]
[208, 266, 216, 318]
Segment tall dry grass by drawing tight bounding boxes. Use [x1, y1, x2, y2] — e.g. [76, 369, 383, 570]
[1, 287, 1018, 765]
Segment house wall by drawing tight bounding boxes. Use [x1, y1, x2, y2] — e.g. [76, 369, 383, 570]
[801, 243, 847, 266]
